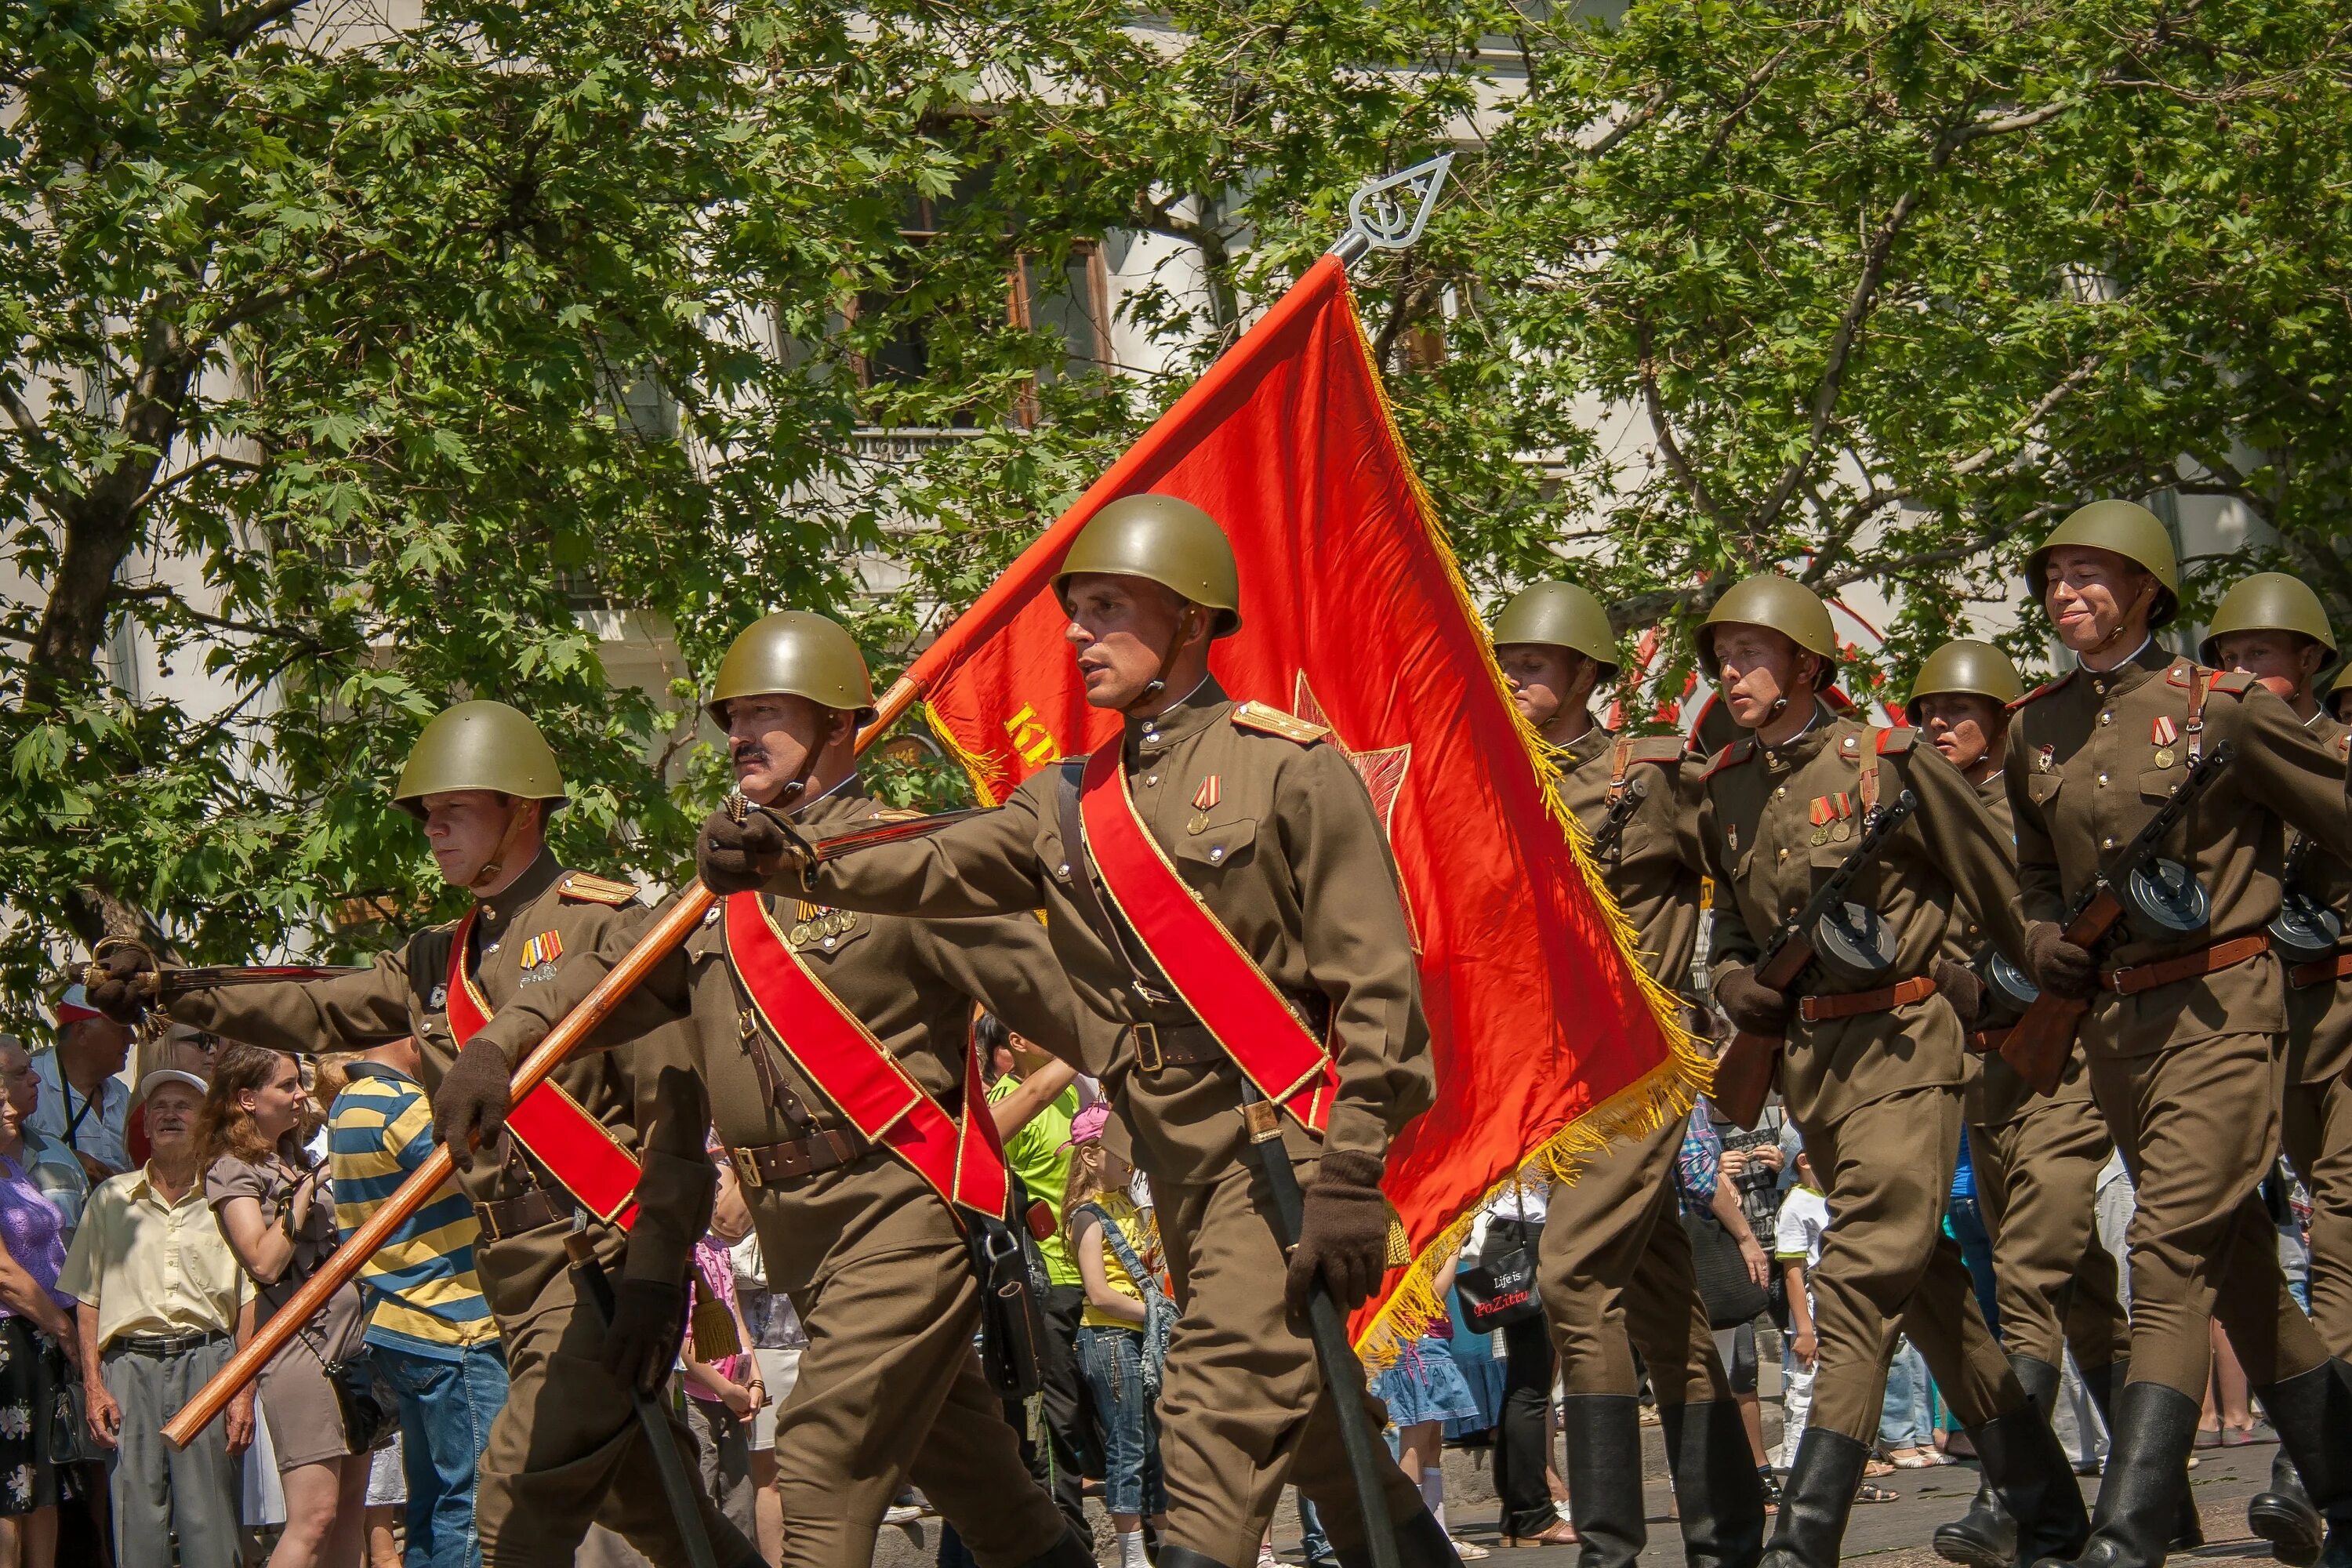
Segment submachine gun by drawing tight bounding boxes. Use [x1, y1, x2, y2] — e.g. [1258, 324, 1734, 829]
[1711, 789, 1920, 1128]
[1997, 740, 2234, 1094]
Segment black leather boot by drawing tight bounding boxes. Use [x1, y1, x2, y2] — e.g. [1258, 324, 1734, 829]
[1152, 1548, 1232, 1568]
[1333, 1506, 1465, 1568]
[2036, 1380, 2201, 1568]
[2079, 1359, 2200, 1549]
[1560, 1396, 1646, 1568]
[1933, 1356, 2059, 1568]
[1965, 1359, 2091, 1565]
[2254, 1359, 2352, 1568]
[1759, 1428, 1871, 1568]
[2252, 1448, 2325, 1568]
[1660, 1399, 1766, 1568]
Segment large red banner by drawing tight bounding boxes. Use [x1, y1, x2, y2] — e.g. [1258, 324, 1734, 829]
[906, 256, 1704, 1352]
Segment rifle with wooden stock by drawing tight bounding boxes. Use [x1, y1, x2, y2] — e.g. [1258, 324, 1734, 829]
[1711, 789, 1920, 1129]
[1998, 739, 2234, 1095]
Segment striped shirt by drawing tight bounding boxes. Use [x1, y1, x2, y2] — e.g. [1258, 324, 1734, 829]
[329, 1062, 498, 1357]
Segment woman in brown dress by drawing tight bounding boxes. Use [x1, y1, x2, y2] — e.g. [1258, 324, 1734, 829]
[198, 1045, 371, 1568]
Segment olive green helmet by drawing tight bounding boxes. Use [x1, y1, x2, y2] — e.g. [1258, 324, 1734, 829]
[1695, 575, 1839, 681]
[2198, 572, 2338, 666]
[2327, 661, 2352, 720]
[2025, 500, 2181, 628]
[1052, 494, 1242, 637]
[1492, 582, 1621, 679]
[706, 611, 878, 728]
[1904, 640, 2024, 724]
[392, 701, 566, 819]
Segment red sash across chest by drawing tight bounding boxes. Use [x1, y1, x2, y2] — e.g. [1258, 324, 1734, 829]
[722, 891, 1009, 1221]
[1076, 746, 1337, 1134]
[445, 909, 642, 1229]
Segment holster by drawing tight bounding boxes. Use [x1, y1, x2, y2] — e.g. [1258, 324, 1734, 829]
[965, 1208, 1047, 1399]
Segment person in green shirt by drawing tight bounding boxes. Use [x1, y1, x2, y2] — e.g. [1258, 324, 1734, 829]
[981, 1014, 1092, 1534]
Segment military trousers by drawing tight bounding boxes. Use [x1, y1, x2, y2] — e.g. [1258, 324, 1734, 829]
[1537, 1111, 1728, 1406]
[475, 1252, 758, 1568]
[1794, 1086, 2020, 1443]
[2281, 1070, 2352, 1359]
[1971, 1097, 2132, 1375]
[1152, 1149, 1427, 1568]
[2089, 1030, 2330, 1397]
[751, 1149, 1069, 1568]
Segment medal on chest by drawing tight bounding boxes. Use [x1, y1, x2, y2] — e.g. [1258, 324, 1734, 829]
[1807, 792, 1854, 846]
[2151, 716, 2178, 771]
[787, 899, 858, 952]
[517, 930, 564, 984]
[1187, 775, 1220, 836]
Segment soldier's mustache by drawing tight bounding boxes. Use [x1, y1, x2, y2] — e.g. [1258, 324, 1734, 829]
[731, 742, 768, 768]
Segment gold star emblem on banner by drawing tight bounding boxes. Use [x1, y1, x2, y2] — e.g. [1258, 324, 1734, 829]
[1294, 673, 1422, 953]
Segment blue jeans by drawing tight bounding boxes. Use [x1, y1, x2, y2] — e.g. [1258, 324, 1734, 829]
[376, 1341, 510, 1568]
[1076, 1324, 1165, 1518]
[1878, 1338, 1931, 1450]
[1947, 1196, 1999, 1338]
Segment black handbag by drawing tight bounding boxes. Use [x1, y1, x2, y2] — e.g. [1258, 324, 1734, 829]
[1682, 1208, 1770, 1330]
[1457, 1225, 1544, 1334]
[324, 1351, 401, 1454]
[967, 1210, 1047, 1399]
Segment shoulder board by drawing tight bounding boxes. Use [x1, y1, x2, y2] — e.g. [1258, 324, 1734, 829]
[1875, 727, 1917, 755]
[2006, 670, 2075, 713]
[1699, 739, 1755, 782]
[2162, 659, 2210, 688]
[1230, 701, 1329, 745]
[2336, 734, 2350, 761]
[557, 871, 639, 906]
[2210, 670, 2257, 697]
[866, 807, 924, 822]
[1626, 735, 1686, 766]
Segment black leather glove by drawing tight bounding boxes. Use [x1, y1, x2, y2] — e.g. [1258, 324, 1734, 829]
[1933, 958, 1986, 1027]
[1715, 964, 1795, 1036]
[695, 805, 792, 895]
[1285, 1149, 1392, 1318]
[430, 1040, 514, 1171]
[86, 942, 159, 1025]
[2024, 920, 2098, 1000]
[601, 1277, 686, 1396]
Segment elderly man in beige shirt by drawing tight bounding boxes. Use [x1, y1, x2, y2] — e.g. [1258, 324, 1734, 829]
[56, 1069, 254, 1568]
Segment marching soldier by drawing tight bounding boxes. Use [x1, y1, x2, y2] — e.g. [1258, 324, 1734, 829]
[470, 612, 1095, 1568]
[1491, 581, 1764, 1568]
[695, 495, 1446, 1568]
[2328, 662, 2352, 725]
[85, 702, 755, 1568]
[1910, 641, 2149, 1568]
[1693, 577, 2087, 1568]
[2198, 572, 2352, 1566]
[2006, 503, 2352, 1568]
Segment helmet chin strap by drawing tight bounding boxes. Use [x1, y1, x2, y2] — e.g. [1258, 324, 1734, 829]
[1135, 606, 1200, 706]
[470, 797, 538, 892]
[2083, 577, 2154, 659]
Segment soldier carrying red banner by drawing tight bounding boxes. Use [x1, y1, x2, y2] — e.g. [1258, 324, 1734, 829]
[698, 494, 1454, 1568]
[84, 701, 754, 1568]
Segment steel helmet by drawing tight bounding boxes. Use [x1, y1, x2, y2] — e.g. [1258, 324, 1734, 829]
[706, 611, 878, 728]
[2198, 572, 2337, 666]
[2026, 500, 2181, 628]
[1052, 494, 1242, 637]
[1904, 640, 2024, 723]
[2328, 661, 2352, 721]
[1696, 575, 1839, 681]
[392, 702, 566, 819]
[1492, 582, 1621, 679]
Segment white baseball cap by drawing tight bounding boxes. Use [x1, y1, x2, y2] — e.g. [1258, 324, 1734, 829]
[136, 1069, 210, 1105]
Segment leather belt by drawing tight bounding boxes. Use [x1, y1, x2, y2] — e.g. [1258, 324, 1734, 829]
[115, 1330, 230, 1356]
[472, 1189, 571, 1242]
[1798, 975, 1937, 1024]
[1965, 1027, 2013, 1056]
[2100, 935, 2270, 996]
[1126, 1020, 1229, 1075]
[727, 1128, 863, 1189]
[2288, 951, 2352, 989]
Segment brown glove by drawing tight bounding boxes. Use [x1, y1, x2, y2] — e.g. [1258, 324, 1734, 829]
[695, 805, 792, 895]
[1715, 964, 1795, 1036]
[85, 943, 159, 1025]
[2024, 921, 2098, 1000]
[430, 1040, 514, 1171]
[601, 1278, 686, 1396]
[1933, 959, 1986, 1027]
[1285, 1149, 1392, 1318]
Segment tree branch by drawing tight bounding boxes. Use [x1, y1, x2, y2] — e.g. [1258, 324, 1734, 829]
[129, 452, 265, 516]
[1636, 316, 1737, 538]
[1951, 358, 2104, 476]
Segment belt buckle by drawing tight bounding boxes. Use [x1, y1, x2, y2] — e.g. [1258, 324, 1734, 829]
[729, 1145, 765, 1190]
[1798, 996, 1823, 1025]
[1132, 1022, 1163, 1073]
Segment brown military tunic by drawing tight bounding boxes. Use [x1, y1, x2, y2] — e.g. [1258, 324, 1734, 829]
[1952, 774, 2131, 1379]
[2005, 641, 2352, 1398]
[486, 786, 1085, 1568]
[1535, 726, 1726, 1407]
[1700, 704, 2031, 1443]
[800, 676, 1435, 1567]
[163, 851, 743, 1568]
[2281, 711, 2352, 1358]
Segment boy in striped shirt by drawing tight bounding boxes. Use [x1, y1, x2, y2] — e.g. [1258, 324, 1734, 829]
[330, 1036, 510, 1568]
